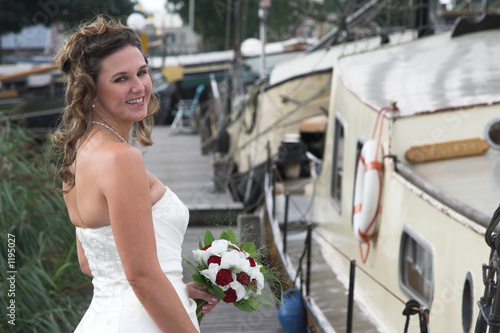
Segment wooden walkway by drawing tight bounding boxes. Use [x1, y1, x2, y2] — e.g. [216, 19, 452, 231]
[143, 126, 284, 333]
[284, 227, 379, 333]
[142, 126, 243, 224]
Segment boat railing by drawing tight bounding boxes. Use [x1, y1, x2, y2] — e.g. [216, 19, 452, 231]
[474, 204, 500, 332]
[264, 144, 430, 332]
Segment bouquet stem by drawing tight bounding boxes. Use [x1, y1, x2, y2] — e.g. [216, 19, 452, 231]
[195, 299, 207, 325]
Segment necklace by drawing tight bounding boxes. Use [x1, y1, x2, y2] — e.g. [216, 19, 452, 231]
[91, 121, 127, 144]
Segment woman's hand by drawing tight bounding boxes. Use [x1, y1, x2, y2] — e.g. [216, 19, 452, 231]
[186, 282, 221, 314]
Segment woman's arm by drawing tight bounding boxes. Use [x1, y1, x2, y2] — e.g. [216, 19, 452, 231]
[101, 145, 198, 333]
[76, 235, 93, 277]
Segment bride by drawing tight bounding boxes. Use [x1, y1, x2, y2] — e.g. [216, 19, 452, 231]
[52, 16, 219, 332]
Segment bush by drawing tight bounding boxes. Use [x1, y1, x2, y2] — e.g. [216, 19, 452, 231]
[0, 122, 91, 332]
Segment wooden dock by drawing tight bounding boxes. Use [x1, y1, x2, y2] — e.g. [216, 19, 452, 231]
[142, 125, 243, 225]
[143, 126, 284, 332]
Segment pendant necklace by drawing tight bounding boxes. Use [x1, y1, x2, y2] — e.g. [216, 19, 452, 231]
[91, 121, 127, 144]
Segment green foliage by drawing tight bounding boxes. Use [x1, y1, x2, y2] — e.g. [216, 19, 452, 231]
[204, 229, 215, 247]
[0, 0, 137, 36]
[0, 122, 91, 332]
[219, 227, 236, 244]
[166, 0, 312, 51]
[240, 242, 256, 257]
[234, 297, 259, 312]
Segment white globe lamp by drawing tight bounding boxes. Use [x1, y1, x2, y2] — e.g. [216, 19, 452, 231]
[127, 13, 147, 31]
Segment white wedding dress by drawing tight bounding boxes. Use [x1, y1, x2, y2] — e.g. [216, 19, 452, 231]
[74, 186, 200, 332]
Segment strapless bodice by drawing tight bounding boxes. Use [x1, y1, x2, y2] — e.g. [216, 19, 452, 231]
[76, 186, 189, 284]
[74, 186, 199, 332]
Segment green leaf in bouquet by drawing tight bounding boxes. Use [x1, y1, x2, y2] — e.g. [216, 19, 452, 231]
[204, 230, 215, 247]
[195, 298, 206, 325]
[240, 242, 256, 256]
[184, 256, 195, 268]
[234, 297, 260, 313]
[257, 298, 273, 307]
[208, 284, 226, 300]
[192, 272, 207, 287]
[198, 238, 203, 250]
[264, 272, 280, 281]
[220, 228, 236, 244]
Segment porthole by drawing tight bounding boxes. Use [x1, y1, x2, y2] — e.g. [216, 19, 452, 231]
[485, 118, 500, 150]
[462, 273, 473, 333]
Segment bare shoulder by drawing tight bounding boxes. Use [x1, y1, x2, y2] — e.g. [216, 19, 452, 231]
[97, 143, 147, 189]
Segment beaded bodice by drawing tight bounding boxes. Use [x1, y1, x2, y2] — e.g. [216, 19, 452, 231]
[76, 187, 189, 289]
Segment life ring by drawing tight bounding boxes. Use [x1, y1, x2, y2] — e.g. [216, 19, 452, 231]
[352, 139, 383, 243]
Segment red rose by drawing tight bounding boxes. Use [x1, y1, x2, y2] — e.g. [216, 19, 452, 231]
[237, 271, 251, 286]
[223, 288, 238, 303]
[247, 257, 256, 267]
[202, 245, 211, 250]
[216, 269, 233, 286]
[249, 279, 258, 293]
[207, 255, 221, 266]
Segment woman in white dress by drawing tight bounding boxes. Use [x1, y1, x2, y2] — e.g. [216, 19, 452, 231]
[52, 16, 219, 332]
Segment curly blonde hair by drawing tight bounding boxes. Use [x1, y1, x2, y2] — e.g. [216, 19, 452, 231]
[51, 15, 159, 191]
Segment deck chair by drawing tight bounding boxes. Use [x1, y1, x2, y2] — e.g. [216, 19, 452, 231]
[171, 83, 206, 130]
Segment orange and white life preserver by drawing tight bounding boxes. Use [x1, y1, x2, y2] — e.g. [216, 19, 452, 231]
[352, 139, 383, 243]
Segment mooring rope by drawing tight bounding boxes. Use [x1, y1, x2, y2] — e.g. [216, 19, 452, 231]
[272, 166, 434, 332]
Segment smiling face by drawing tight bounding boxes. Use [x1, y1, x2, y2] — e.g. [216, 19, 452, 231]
[93, 45, 152, 124]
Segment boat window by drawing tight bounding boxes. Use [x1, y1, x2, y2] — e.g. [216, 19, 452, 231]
[352, 139, 364, 224]
[399, 228, 434, 307]
[331, 116, 344, 211]
[485, 118, 500, 150]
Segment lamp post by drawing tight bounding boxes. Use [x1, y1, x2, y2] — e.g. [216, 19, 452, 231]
[127, 13, 148, 52]
[189, 0, 195, 33]
[259, 0, 270, 80]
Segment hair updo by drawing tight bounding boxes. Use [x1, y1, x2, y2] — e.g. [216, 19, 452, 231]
[51, 15, 159, 191]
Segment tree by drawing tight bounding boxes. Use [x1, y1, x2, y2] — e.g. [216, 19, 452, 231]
[0, 0, 137, 36]
[166, 0, 317, 52]
[0, 0, 137, 62]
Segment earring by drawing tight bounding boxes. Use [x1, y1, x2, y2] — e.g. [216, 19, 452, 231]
[92, 103, 95, 108]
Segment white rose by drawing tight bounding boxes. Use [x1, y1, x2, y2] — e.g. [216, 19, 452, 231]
[193, 249, 209, 265]
[220, 250, 248, 270]
[206, 239, 229, 255]
[248, 268, 264, 294]
[228, 281, 247, 301]
[200, 263, 220, 285]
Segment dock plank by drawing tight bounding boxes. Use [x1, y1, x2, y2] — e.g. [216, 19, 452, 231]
[142, 126, 242, 212]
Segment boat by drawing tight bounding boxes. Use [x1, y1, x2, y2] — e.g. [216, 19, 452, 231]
[255, 16, 500, 333]
[217, 0, 500, 331]
[225, 28, 416, 209]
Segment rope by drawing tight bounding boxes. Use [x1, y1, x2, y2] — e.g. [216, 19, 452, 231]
[221, 81, 331, 163]
[355, 106, 397, 262]
[402, 300, 429, 333]
[273, 167, 407, 305]
[274, 165, 433, 331]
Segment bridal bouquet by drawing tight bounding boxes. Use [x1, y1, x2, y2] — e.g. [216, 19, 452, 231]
[186, 228, 279, 323]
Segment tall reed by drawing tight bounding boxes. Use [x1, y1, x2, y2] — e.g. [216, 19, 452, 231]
[0, 122, 91, 332]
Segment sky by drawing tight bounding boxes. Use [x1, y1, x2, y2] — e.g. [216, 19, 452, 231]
[138, 0, 183, 28]
[140, 0, 167, 12]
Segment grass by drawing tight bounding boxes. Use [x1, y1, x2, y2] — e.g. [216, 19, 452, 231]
[0, 95, 65, 115]
[0, 121, 91, 332]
